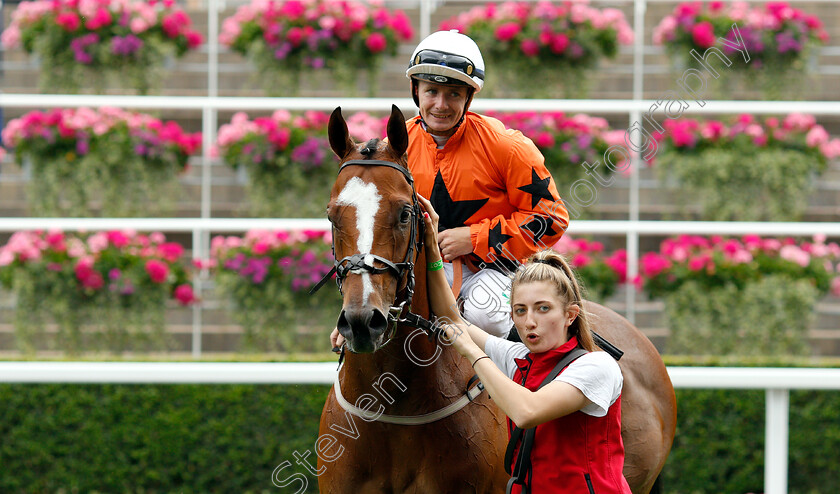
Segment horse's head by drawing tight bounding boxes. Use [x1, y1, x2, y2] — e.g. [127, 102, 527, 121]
[326, 105, 421, 353]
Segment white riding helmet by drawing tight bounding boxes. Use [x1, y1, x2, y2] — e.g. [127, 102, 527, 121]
[406, 30, 485, 95]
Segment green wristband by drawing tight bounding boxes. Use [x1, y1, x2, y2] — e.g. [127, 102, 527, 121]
[428, 259, 443, 271]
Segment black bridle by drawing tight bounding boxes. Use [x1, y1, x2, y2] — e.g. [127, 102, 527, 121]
[310, 159, 438, 347]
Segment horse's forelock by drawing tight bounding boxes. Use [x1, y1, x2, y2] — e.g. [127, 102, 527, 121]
[360, 138, 380, 157]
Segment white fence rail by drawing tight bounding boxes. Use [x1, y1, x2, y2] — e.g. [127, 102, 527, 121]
[1, 363, 839, 494]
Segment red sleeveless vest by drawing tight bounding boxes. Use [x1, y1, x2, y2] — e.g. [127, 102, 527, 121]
[509, 338, 631, 494]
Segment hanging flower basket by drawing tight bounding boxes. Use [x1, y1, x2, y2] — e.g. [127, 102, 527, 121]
[488, 111, 626, 183]
[652, 1, 829, 100]
[0, 230, 196, 355]
[1, 107, 201, 217]
[651, 113, 840, 221]
[440, 1, 634, 98]
[638, 234, 840, 357]
[210, 230, 341, 352]
[213, 109, 387, 217]
[1, 0, 203, 94]
[552, 235, 626, 303]
[219, 0, 414, 96]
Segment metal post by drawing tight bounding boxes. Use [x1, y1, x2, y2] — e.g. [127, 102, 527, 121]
[765, 388, 789, 494]
[191, 229, 203, 359]
[419, 0, 430, 40]
[625, 0, 646, 324]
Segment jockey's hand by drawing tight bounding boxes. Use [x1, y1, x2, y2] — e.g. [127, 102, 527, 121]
[438, 227, 473, 261]
[330, 327, 345, 353]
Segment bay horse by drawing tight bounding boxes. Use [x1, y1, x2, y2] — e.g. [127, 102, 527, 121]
[316, 105, 676, 493]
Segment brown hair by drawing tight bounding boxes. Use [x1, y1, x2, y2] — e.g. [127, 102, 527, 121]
[510, 250, 595, 352]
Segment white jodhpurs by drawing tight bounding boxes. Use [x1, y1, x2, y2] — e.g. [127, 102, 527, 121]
[442, 262, 513, 338]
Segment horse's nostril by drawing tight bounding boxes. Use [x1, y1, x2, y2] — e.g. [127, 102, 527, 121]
[336, 310, 352, 337]
[336, 308, 389, 348]
[369, 309, 388, 337]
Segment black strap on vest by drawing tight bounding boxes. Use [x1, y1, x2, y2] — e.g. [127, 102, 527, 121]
[504, 347, 589, 494]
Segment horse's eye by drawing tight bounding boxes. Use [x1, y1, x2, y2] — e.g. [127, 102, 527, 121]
[400, 209, 412, 224]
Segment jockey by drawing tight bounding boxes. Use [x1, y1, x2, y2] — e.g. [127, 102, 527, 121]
[330, 30, 569, 349]
[403, 30, 569, 338]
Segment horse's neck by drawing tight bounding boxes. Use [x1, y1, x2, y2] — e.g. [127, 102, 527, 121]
[340, 259, 473, 410]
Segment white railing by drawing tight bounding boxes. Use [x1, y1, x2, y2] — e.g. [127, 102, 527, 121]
[1, 362, 838, 494]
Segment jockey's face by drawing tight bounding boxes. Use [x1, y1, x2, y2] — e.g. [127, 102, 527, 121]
[415, 80, 470, 138]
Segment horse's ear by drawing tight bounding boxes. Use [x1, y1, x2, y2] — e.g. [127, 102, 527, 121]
[386, 104, 409, 159]
[328, 106, 354, 159]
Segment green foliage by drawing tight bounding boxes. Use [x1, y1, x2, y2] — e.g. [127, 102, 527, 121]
[656, 147, 822, 221]
[1, 377, 838, 493]
[0, 383, 329, 493]
[664, 387, 840, 494]
[664, 275, 817, 356]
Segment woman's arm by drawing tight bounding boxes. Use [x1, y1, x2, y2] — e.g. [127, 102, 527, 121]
[471, 358, 591, 429]
[418, 195, 491, 353]
[419, 195, 591, 428]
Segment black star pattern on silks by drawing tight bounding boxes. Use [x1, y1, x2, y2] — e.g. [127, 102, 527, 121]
[522, 215, 558, 245]
[488, 221, 513, 257]
[430, 171, 488, 230]
[517, 169, 556, 208]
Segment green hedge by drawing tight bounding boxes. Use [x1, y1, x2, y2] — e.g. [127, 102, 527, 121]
[0, 384, 330, 493]
[1, 380, 839, 493]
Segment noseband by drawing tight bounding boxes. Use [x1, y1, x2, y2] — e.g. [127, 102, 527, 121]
[310, 159, 437, 347]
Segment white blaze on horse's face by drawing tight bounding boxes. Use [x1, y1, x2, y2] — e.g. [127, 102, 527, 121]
[336, 176, 381, 305]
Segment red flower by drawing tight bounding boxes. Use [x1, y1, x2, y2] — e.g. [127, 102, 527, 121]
[145, 259, 169, 283]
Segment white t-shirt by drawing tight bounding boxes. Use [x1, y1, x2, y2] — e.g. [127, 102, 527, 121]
[484, 335, 623, 417]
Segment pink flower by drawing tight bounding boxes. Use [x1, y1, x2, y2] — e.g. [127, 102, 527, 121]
[805, 126, 829, 147]
[56, 12, 81, 31]
[174, 284, 196, 305]
[605, 250, 628, 283]
[640, 252, 672, 278]
[365, 32, 387, 53]
[106, 231, 130, 248]
[84, 8, 112, 30]
[571, 253, 591, 268]
[688, 254, 712, 272]
[158, 242, 184, 262]
[495, 22, 521, 42]
[520, 38, 540, 57]
[780, 245, 810, 267]
[534, 131, 554, 148]
[691, 21, 716, 48]
[832, 277, 840, 298]
[145, 259, 170, 283]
